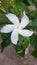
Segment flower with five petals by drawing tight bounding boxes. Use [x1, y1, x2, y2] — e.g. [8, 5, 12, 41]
[1, 12, 33, 45]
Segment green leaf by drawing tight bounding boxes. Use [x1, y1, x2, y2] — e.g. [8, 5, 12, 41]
[30, 34, 37, 49]
[30, 17, 37, 29]
[0, 4, 6, 13]
[0, 13, 12, 25]
[10, 1, 29, 15]
[28, 11, 37, 19]
[1, 33, 11, 52]
[32, 50, 37, 57]
[15, 43, 25, 56]
[19, 34, 30, 49]
[2, 0, 10, 11]
[16, 2, 29, 13]
[26, 17, 37, 30]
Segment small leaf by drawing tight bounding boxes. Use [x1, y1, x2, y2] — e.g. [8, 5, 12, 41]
[19, 34, 30, 49]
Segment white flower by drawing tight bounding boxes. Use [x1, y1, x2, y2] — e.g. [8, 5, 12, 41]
[1, 12, 33, 45]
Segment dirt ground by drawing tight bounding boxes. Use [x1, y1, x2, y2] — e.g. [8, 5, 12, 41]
[0, 38, 37, 65]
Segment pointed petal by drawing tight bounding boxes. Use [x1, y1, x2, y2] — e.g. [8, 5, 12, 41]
[6, 13, 20, 26]
[11, 30, 18, 45]
[20, 14, 29, 29]
[18, 29, 33, 37]
[1, 24, 16, 33]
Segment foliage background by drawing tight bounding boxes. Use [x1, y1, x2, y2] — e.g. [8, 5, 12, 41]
[0, 0, 37, 57]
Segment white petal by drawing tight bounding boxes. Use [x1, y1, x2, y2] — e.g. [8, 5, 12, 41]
[6, 13, 20, 26]
[18, 29, 33, 37]
[20, 14, 29, 29]
[11, 30, 18, 45]
[1, 24, 16, 33]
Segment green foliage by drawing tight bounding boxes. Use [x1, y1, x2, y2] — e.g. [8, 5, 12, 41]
[30, 34, 37, 49]
[1, 0, 10, 12]
[28, 0, 37, 7]
[27, 17, 37, 30]
[15, 34, 30, 56]
[0, 13, 12, 24]
[28, 11, 37, 19]
[1, 33, 11, 52]
[0, 13, 12, 29]
[0, 4, 6, 13]
[16, 2, 28, 13]
[0, 0, 37, 57]
[32, 50, 37, 57]
[19, 34, 30, 49]
[15, 43, 25, 56]
[30, 17, 37, 29]
[30, 34, 37, 57]
[10, 1, 29, 15]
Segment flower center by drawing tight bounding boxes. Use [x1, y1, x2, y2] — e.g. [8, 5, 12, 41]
[17, 26, 19, 29]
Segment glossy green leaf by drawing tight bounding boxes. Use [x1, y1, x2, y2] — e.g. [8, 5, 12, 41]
[1, 33, 11, 52]
[30, 34, 37, 49]
[19, 34, 30, 49]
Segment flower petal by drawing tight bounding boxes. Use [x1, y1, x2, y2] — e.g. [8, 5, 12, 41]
[11, 30, 18, 45]
[6, 13, 20, 26]
[1, 24, 16, 33]
[20, 13, 29, 29]
[18, 29, 33, 37]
